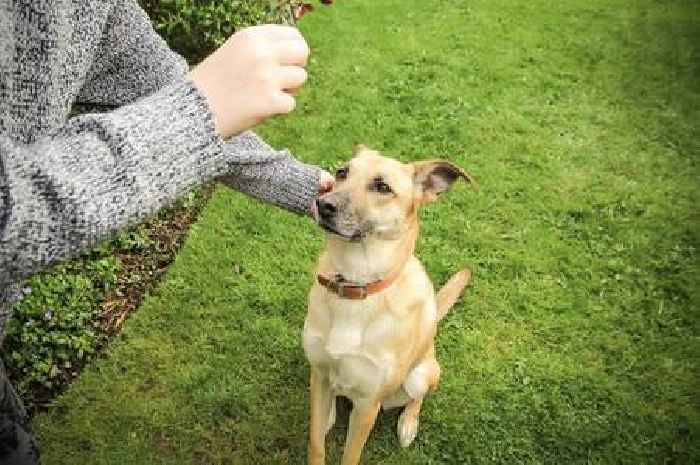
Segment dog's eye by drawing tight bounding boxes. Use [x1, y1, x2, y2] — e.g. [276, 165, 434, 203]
[335, 167, 349, 181]
[371, 178, 393, 195]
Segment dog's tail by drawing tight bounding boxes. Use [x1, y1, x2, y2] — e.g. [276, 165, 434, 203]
[436, 268, 472, 321]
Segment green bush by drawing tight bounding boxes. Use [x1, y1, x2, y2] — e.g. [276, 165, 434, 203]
[4, 258, 120, 399]
[139, 0, 295, 64]
[2, 188, 212, 409]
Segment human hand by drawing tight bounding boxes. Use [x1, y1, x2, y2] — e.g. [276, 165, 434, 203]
[311, 170, 335, 220]
[188, 25, 310, 139]
[318, 170, 335, 195]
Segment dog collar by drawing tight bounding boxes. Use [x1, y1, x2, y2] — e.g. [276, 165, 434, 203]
[316, 224, 419, 300]
[317, 268, 403, 300]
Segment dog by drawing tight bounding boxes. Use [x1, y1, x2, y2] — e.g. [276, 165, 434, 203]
[303, 145, 475, 465]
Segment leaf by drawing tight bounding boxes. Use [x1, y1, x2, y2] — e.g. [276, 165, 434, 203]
[293, 3, 314, 20]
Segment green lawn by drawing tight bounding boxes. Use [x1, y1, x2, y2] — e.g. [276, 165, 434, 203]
[33, 0, 699, 464]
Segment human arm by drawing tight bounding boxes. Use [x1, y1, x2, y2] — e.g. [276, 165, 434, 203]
[76, 0, 324, 213]
[0, 81, 224, 287]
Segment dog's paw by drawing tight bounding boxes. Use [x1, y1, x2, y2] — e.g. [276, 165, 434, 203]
[397, 410, 419, 448]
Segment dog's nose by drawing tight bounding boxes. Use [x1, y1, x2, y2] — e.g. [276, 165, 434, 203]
[316, 198, 337, 218]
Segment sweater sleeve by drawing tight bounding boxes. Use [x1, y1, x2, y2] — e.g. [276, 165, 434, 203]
[76, 0, 322, 215]
[0, 80, 226, 288]
[217, 132, 322, 215]
[77, 0, 190, 106]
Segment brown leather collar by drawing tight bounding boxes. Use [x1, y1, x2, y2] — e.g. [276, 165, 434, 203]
[317, 224, 418, 300]
[317, 268, 403, 300]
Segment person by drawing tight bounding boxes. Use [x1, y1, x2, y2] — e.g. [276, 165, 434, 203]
[0, 1, 333, 463]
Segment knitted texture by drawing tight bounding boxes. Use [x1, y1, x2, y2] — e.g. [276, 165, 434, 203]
[0, 0, 322, 344]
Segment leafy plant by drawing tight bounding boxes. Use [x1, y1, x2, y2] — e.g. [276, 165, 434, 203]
[1, 186, 214, 411]
[3, 258, 120, 402]
[138, 0, 335, 63]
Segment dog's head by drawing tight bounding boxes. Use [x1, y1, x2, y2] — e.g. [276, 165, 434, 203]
[315, 145, 475, 241]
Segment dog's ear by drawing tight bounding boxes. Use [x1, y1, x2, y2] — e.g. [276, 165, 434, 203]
[413, 160, 477, 203]
[352, 144, 370, 156]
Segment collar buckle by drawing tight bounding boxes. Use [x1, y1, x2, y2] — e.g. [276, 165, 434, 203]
[319, 275, 369, 300]
[335, 280, 368, 300]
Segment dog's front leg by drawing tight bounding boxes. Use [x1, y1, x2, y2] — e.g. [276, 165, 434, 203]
[308, 368, 333, 465]
[341, 399, 381, 465]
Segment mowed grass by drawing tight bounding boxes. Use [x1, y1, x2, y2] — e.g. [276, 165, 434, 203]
[34, 0, 699, 464]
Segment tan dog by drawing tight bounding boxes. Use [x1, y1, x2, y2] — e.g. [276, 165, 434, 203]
[303, 146, 475, 465]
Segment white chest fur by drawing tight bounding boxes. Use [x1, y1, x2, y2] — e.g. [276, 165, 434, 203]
[304, 271, 437, 403]
[303, 297, 399, 400]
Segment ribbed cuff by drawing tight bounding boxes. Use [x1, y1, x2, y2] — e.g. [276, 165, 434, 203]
[107, 78, 230, 185]
[271, 151, 322, 215]
[160, 79, 229, 181]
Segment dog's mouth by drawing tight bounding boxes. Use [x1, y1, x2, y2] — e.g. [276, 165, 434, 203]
[318, 220, 364, 242]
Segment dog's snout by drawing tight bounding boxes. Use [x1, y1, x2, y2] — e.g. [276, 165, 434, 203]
[316, 198, 338, 218]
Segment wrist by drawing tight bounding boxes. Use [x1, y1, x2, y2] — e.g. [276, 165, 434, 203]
[188, 68, 228, 138]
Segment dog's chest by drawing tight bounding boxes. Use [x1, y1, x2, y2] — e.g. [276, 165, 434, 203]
[304, 302, 399, 399]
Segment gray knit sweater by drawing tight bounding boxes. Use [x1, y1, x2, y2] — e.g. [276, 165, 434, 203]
[0, 0, 322, 345]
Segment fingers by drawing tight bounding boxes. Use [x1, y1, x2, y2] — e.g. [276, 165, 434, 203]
[279, 66, 308, 91]
[272, 91, 296, 114]
[273, 39, 309, 97]
[273, 66, 306, 111]
[275, 39, 310, 66]
[253, 24, 304, 41]
[318, 171, 335, 193]
[311, 171, 334, 222]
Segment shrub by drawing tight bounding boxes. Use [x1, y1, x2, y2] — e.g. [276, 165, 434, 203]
[3, 258, 120, 401]
[139, 1, 335, 64]
[2, 188, 213, 410]
[138, 0, 296, 64]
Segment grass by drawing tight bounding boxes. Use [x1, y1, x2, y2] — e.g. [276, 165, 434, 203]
[32, 0, 699, 463]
